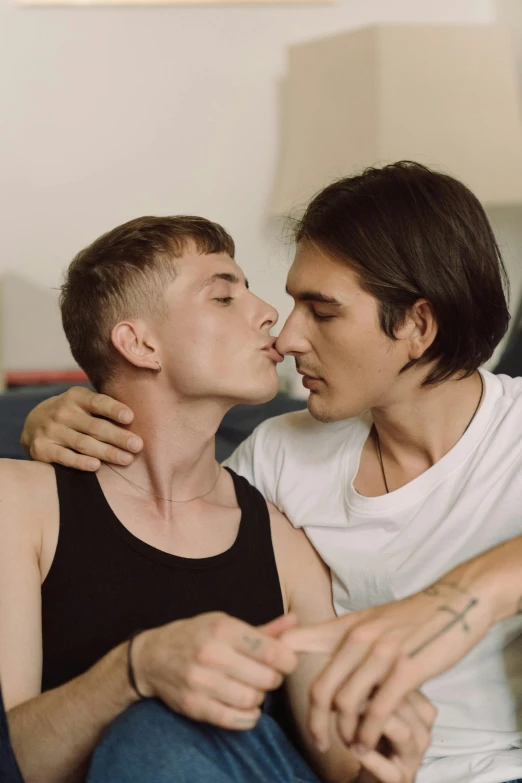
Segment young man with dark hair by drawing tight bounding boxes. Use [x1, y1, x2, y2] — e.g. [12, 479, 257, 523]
[26, 162, 522, 783]
[0, 214, 429, 783]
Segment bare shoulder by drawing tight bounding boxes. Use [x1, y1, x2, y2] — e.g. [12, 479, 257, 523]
[267, 502, 333, 621]
[267, 501, 319, 559]
[0, 458, 56, 501]
[0, 459, 58, 549]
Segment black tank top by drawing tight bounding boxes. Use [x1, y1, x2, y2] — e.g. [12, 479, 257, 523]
[41, 465, 285, 692]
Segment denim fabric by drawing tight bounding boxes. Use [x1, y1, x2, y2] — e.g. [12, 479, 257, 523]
[0, 686, 23, 783]
[87, 699, 320, 783]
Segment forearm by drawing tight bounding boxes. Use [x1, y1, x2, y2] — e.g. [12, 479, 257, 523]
[7, 642, 137, 783]
[433, 534, 522, 623]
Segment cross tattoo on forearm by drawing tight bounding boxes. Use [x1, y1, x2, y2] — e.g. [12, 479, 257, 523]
[408, 598, 479, 658]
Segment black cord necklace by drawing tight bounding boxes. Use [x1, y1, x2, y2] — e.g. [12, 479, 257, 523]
[374, 372, 484, 495]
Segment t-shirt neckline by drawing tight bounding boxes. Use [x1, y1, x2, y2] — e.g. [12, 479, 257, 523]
[344, 370, 501, 516]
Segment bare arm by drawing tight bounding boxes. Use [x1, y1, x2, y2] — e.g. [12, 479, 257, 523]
[284, 532, 522, 755]
[0, 460, 138, 782]
[0, 463, 298, 782]
[8, 646, 136, 783]
[269, 507, 434, 783]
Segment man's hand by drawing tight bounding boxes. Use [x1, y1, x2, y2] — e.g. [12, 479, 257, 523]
[356, 690, 436, 783]
[21, 386, 142, 471]
[283, 581, 493, 753]
[133, 612, 298, 730]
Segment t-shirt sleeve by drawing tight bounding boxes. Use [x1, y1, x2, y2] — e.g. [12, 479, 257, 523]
[222, 423, 279, 506]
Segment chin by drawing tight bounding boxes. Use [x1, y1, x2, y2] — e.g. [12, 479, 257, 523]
[307, 390, 361, 423]
[233, 375, 280, 406]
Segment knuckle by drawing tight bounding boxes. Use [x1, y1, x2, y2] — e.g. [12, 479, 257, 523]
[184, 665, 201, 689]
[213, 705, 231, 728]
[31, 436, 47, 458]
[260, 645, 275, 667]
[74, 434, 91, 453]
[195, 642, 215, 666]
[393, 656, 413, 682]
[211, 613, 231, 637]
[240, 689, 260, 709]
[310, 680, 329, 707]
[367, 700, 388, 719]
[268, 672, 283, 690]
[179, 691, 197, 714]
[333, 691, 353, 713]
[91, 393, 109, 413]
[55, 405, 73, 426]
[373, 639, 399, 660]
[350, 625, 377, 646]
[418, 728, 431, 751]
[427, 702, 438, 725]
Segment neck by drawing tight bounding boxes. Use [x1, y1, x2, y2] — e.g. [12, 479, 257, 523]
[371, 369, 484, 472]
[99, 378, 231, 508]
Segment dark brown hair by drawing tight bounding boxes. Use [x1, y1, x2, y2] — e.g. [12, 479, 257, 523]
[60, 215, 235, 391]
[294, 161, 510, 385]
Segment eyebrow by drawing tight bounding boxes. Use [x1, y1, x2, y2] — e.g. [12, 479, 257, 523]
[285, 284, 341, 306]
[203, 273, 249, 289]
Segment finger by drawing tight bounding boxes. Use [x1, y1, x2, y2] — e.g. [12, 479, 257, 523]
[167, 690, 261, 731]
[83, 390, 135, 425]
[233, 626, 297, 676]
[355, 747, 402, 783]
[356, 656, 419, 750]
[258, 613, 298, 638]
[48, 416, 138, 465]
[283, 615, 356, 654]
[405, 690, 437, 731]
[381, 712, 417, 759]
[209, 643, 285, 692]
[40, 444, 101, 472]
[60, 429, 137, 467]
[190, 666, 265, 711]
[334, 638, 400, 746]
[308, 638, 372, 752]
[71, 411, 143, 455]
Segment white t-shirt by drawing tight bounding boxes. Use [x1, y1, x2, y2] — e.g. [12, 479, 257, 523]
[224, 370, 522, 783]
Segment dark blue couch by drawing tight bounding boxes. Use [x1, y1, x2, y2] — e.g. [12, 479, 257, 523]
[0, 384, 306, 461]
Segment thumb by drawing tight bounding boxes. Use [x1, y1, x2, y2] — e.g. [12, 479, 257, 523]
[258, 612, 298, 638]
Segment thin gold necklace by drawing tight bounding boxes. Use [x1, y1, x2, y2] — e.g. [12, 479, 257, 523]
[103, 462, 222, 504]
[374, 372, 484, 495]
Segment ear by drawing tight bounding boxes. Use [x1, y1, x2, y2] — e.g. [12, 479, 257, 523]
[111, 320, 159, 373]
[395, 298, 438, 360]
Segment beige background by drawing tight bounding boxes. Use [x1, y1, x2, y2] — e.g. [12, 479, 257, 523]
[3, 0, 520, 375]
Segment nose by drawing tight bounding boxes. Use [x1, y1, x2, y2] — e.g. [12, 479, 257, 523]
[275, 310, 309, 356]
[258, 297, 278, 332]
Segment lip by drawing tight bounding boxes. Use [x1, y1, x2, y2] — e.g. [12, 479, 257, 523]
[261, 340, 284, 364]
[297, 369, 323, 390]
[301, 375, 322, 390]
[297, 369, 321, 380]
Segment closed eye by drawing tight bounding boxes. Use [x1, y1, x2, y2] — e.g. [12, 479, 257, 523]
[313, 311, 335, 322]
[215, 297, 234, 305]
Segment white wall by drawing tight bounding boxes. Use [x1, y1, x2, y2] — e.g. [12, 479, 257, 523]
[493, 0, 522, 336]
[0, 0, 493, 351]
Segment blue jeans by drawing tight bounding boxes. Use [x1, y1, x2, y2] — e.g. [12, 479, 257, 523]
[0, 686, 23, 783]
[87, 699, 321, 783]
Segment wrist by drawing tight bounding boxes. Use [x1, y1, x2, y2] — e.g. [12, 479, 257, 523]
[128, 629, 156, 699]
[432, 551, 506, 624]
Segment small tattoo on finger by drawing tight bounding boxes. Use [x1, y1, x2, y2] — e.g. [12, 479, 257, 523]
[244, 635, 263, 653]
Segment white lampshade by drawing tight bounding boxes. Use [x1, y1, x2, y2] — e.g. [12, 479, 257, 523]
[271, 25, 522, 213]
